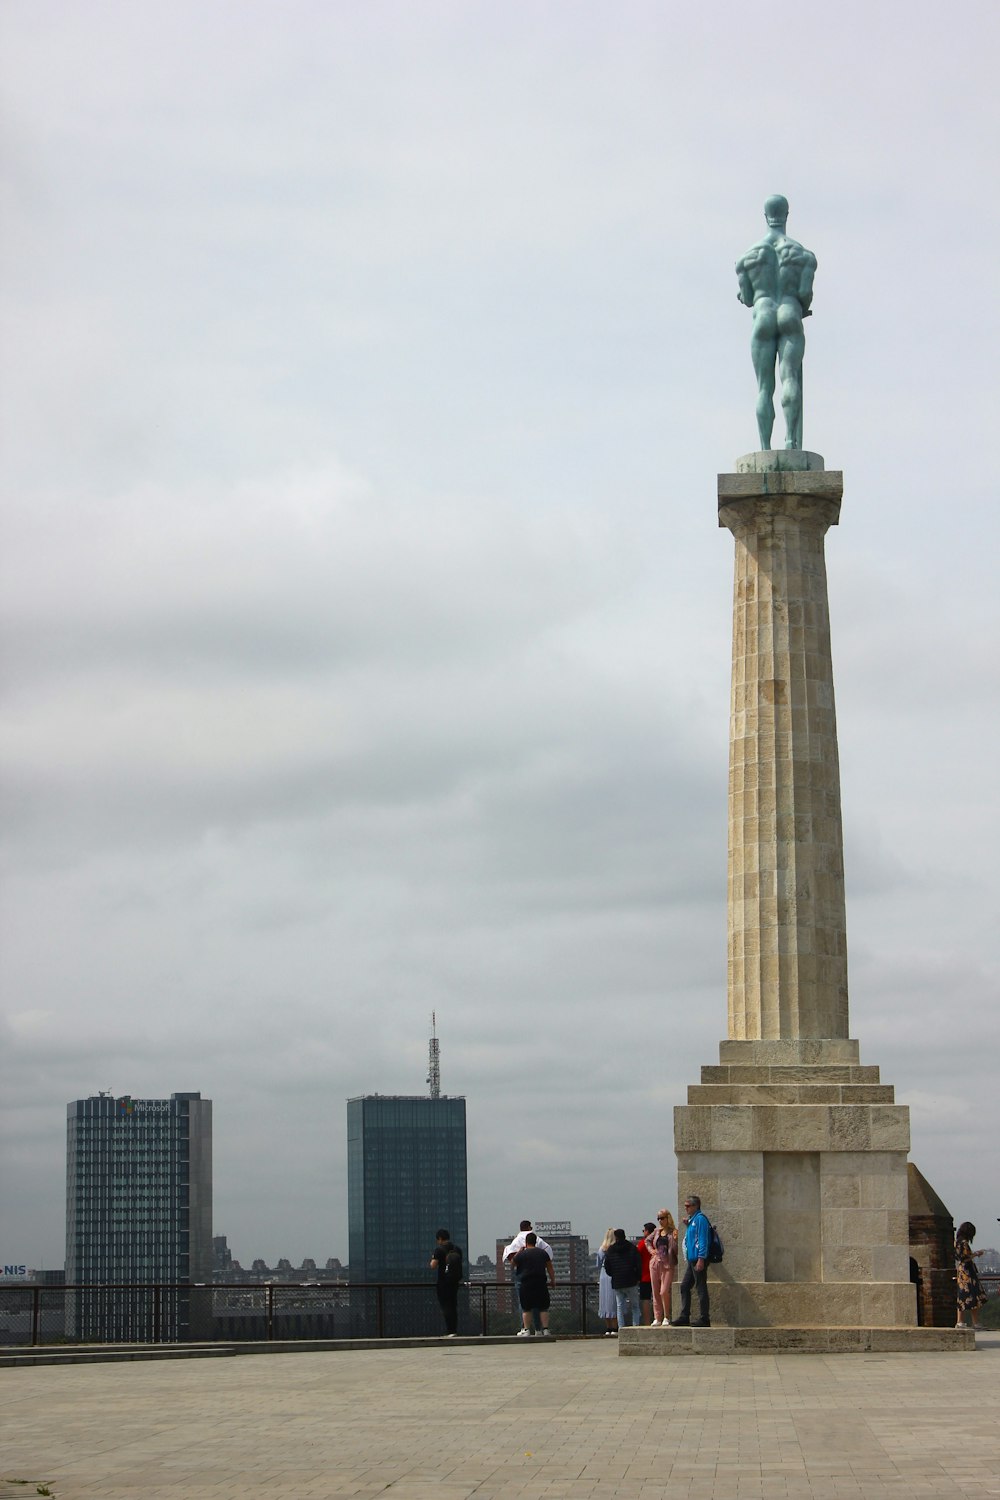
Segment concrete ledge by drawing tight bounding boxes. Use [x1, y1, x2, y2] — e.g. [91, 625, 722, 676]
[717, 471, 844, 503]
[0, 1335, 557, 1368]
[617, 1325, 977, 1356]
[687, 1084, 897, 1105]
[0, 1345, 238, 1368]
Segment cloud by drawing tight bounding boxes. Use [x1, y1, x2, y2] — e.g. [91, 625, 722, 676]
[1, 0, 999, 1267]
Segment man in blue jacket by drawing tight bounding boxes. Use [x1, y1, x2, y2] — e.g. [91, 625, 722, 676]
[673, 1195, 711, 1327]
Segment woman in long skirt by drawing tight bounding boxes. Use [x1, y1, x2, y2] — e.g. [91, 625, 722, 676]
[597, 1227, 618, 1336]
[955, 1221, 988, 1330]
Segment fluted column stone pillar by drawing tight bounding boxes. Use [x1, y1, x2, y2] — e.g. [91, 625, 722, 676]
[664, 452, 921, 1342]
[718, 458, 848, 1041]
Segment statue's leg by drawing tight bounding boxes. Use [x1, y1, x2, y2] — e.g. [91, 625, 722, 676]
[777, 311, 805, 450]
[750, 304, 778, 450]
[756, 370, 776, 450]
[791, 370, 803, 449]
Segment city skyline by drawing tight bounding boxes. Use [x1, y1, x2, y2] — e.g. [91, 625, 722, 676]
[2, 2, 998, 1268]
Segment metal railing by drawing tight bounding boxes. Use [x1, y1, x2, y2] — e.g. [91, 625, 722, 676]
[0, 1280, 605, 1347]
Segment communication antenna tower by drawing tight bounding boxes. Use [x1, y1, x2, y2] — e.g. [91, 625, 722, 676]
[427, 1011, 441, 1099]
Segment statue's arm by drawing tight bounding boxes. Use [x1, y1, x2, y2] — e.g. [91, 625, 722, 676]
[735, 257, 754, 308]
[797, 252, 817, 315]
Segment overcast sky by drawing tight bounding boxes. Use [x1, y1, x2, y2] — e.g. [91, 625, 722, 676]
[2, 1, 998, 1271]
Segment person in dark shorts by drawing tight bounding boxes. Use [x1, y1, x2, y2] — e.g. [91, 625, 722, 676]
[502, 1220, 553, 1332]
[512, 1232, 555, 1337]
[428, 1228, 463, 1337]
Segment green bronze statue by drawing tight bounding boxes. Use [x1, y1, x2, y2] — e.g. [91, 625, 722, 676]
[736, 195, 817, 450]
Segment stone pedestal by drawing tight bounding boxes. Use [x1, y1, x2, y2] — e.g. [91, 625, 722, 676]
[674, 1037, 914, 1327]
[662, 455, 946, 1347]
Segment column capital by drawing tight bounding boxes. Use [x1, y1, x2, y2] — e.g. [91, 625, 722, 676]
[718, 468, 843, 535]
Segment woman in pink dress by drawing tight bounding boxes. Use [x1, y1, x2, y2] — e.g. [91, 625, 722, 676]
[646, 1209, 678, 1326]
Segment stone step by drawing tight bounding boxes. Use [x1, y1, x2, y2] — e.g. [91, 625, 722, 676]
[687, 1083, 896, 1105]
[718, 1040, 861, 1066]
[617, 1325, 976, 1355]
[674, 1099, 910, 1151]
[701, 1065, 883, 1085]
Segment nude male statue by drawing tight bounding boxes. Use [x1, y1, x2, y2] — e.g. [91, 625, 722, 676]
[736, 195, 817, 450]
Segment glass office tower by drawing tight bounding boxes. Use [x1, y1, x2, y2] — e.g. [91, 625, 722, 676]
[347, 1094, 468, 1283]
[65, 1091, 212, 1342]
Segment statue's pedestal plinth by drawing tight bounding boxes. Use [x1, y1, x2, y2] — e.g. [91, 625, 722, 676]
[618, 1325, 976, 1356]
[673, 1038, 917, 1329]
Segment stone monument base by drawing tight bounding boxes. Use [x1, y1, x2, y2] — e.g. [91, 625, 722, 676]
[618, 1325, 976, 1356]
[674, 1039, 919, 1330]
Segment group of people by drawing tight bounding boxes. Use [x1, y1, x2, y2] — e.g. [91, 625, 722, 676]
[597, 1195, 712, 1333]
[430, 1218, 562, 1339]
[431, 1199, 716, 1339]
[501, 1220, 557, 1336]
[433, 1206, 991, 1340]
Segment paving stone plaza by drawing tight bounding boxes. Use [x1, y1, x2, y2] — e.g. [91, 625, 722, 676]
[3, 1337, 998, 1499]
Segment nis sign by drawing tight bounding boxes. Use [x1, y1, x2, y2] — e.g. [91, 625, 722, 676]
[2, 1265, 28, 1278]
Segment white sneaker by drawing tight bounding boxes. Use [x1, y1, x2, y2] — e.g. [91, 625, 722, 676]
[651, 1319, 662, 1327]
[516, 1327, 534, 1337]
[541, 1328, 551, 1336]
[662, 1320, 671, 1327]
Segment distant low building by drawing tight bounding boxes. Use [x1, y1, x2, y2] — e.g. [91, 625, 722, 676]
[211, 1252, 348, 1285]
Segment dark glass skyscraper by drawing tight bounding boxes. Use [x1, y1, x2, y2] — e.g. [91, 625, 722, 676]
[65, 1091, 212, 1341]
[347, 1094, 468, 1282]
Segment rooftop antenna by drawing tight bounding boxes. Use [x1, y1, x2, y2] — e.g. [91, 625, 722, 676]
[427, 1011, 441, 1099]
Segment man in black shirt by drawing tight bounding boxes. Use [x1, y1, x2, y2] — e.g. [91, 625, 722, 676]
[428, 1228, 463, 1337]
[512, 1232, 556, 1337]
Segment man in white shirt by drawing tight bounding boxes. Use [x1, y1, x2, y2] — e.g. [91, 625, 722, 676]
[502, 1220, 553, 1333]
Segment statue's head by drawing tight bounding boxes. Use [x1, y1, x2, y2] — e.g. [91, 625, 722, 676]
[764, 194, 789, 228]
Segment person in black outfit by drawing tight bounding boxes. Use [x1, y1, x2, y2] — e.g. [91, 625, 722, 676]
[429, 1228, 463, 1337]
[512, 1232, 556, 1337]
[602, 1228, 644, 1328]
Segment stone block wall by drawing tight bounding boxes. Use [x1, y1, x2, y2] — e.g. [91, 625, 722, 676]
[674, 1039, 916, 1328]
[907, 1163, 957, 1328]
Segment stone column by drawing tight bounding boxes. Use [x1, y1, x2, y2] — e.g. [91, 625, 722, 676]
[666, 453, 918, 1340]
[719, 455, 848, 1041]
